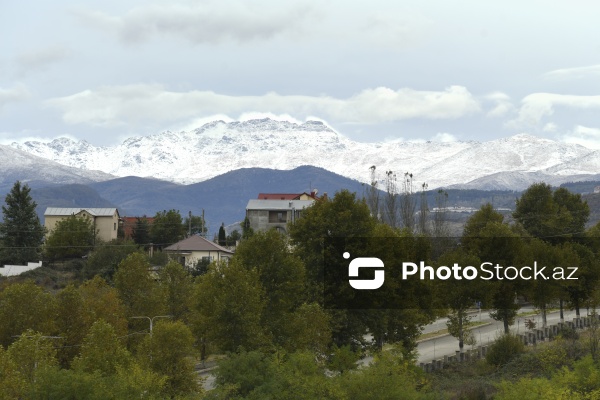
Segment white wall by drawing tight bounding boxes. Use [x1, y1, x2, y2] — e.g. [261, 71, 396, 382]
[0, 261, 43, 277]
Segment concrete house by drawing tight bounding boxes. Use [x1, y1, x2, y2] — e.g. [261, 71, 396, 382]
[245, 199, 315, 234]
[164, 235, 234, 268]
[44, 207, 120, 243]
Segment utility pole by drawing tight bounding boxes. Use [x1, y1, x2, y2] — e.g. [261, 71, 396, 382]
[131, 315, 172, 336]
[188, 210, 192, 237]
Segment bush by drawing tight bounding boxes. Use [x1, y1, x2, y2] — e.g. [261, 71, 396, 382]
[558, 324, 579, 340]
[486, 334, 525, 367]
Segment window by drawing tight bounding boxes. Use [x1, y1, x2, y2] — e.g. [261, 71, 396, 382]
[268, 211, 287, 223]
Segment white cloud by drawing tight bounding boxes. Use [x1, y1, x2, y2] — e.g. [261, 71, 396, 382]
[16, 46, 71, 75]
[543, 122, 558, 132]
[44, 84, 481, 128]
[0, 85, 30, 111]
[509, 93, 600, 128]
[543, 64, 600, 80]
[359, 11, 433, 49]
[484, 92, 515, 118]
[175, 114, 234, 132]
[0, 131, 78, 146]
[560, 125, 600, 149]
[74, 2, 314, 45]
[430, 132, 457, 142]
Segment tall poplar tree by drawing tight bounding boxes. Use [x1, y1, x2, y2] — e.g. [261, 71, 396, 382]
[0, 181, 45, 265]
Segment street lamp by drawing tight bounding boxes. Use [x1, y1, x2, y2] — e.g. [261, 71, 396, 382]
[131, 315, 172, 335]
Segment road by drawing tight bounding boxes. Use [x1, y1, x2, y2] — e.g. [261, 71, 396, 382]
[198, 306, 584, 390]
[417, 307, 580, 363]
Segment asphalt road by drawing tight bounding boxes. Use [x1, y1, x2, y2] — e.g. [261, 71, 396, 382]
[417, 307, 580, 363]
[198, 306, 584, 390]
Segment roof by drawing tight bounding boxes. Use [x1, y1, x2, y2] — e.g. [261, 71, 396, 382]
[44, 207, 119, 217]
[246, 199, 315, 211]
[121, 216, 155, 223]
[164, 235, 234, 254]
[257, 192, 318, 200]
[258, 193, 305, 200]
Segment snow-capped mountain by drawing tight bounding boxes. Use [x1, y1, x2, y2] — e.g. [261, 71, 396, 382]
[0, 144, 114, 192]
[11, 118, 600, 190]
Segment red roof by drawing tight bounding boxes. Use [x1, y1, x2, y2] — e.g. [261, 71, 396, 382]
[121, 216, 155, 239]
[258, 193, 303, 200]
[257, 191, 320, 200]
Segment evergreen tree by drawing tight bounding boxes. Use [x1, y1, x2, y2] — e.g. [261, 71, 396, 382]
[218, 223, 226, 246]
[241, 216, 254, 239]
[0, 181, 45, 265]
[131, 217, 151, 247]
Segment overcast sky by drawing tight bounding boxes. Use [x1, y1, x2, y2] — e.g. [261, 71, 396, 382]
[2, 0, 600, 147]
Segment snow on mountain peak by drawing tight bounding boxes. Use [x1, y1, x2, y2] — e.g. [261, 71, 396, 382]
[9, 119, 600, 190]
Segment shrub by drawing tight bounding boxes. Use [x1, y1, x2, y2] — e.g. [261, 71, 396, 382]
[486, 333, 525, 367]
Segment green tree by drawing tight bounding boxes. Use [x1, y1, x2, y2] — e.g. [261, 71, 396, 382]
[81, 240, 140, 280]
[213, 350, 274, 398]
[360, 224, 437, 352]
[28, 363, 165, 399]
[77, 276, 128, 337]
[553, 187, 589, 240]
[218, 223, 226, 246]
[113, 253, 166, 323]
[0, 345, 26, 399]
[44, 214, 96, 260]
[227, 229, 241, 246]
[341, 347, 425, 400]
[241, 216, 254, 239]
[213, 350, 345, 400]
[132, 216, 152, 247]
[288, 190, 377, 347]
[193, 260, 266, 353]
[0, 281, 57, 347]
[55, 284, 90, 367]
[520, 238, 562, 327]
[7, 330, 58, 384]
[159, 260, 194, 322]
[72, 319, 132, 376]
[137, 320, 199, 398]
[561, 241, 600, 317]
[513, 183, 589, 242]
[150, 210, 185, 249]
[233, 230, 306, 347]
[289, 189, 376, 300]
[438, 249, 483, 352]
[183, 214, 207, 237]
[283, 303, 332, 355]
[462, 204, 523, 333]
[0, 181, 45, 265]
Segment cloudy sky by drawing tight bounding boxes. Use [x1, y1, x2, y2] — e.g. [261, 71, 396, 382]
[2, 0, 600, 147]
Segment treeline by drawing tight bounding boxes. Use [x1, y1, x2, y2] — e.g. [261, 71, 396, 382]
[0, 179, 600, 398]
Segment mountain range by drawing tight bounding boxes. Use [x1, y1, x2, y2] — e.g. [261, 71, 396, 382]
[3, 118, 600, 232]
[10, 118, 600, 191]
